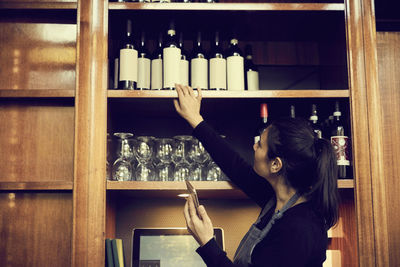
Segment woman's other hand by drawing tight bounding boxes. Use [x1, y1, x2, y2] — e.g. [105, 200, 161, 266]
[183, 195, 214, 247]
[173, 84, 204, 128]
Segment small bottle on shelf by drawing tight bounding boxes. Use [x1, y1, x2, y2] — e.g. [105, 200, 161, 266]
[290, 104, 296, 119]
[151, 32, 163, 90]
[309, 104, 322, 139]
[163, 20, 181, 90]
[137, 31, 151, 90]
[254, 103, 268, 144]
[179, 32, 189, 86]
[244, 44, 259, 91]
[330, 101, 352, 179]
[226, 36, 245, 91]
[119, 19, 138, 90]
[190, 31, 208, 90]
[209, 31, 227, 90]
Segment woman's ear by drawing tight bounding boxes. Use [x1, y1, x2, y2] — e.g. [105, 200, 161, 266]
[270, 157, 283, 173]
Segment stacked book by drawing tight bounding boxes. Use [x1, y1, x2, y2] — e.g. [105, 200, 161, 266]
[106, 238, 126, 267]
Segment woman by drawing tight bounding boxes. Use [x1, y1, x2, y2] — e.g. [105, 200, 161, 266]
[173, 84, 339, 267]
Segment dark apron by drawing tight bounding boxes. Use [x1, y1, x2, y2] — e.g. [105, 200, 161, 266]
[233, 193, 301, 266]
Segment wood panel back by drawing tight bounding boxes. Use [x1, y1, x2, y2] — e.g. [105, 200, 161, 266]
[0, 22, 76, 90]
[0, 100, 74, 182]
[0, 192, 72, 267]
[377, 31, 400, 267]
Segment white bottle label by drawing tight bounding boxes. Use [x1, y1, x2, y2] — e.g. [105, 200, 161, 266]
[210, 58, 227, 90]
[138, 57, 150, 89]
[179, 59, 189, 86]
[151, 58, 163, 90]
[119, 48, 138, 82]
[163, 47, 181, 89]
[191, 58, 208, 90]
[227, 55, 244, 91]
[247, 70, 259, 91]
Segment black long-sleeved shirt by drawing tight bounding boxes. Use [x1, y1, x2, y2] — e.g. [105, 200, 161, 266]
[193, 121, 328, 267]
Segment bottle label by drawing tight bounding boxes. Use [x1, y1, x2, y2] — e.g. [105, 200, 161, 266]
[119, 48, 138, 82]
[227, 56, 244, 91]
[247, 70, 259, 91]
[138, 57, 151, 89]
[191, 58, 208, 89]
[151, 58, 163, 90]
[331, 136, 350, 166]
[163, 47, 181, 88]
[179, 59, 189, 86]
[210, 58, 227, 90]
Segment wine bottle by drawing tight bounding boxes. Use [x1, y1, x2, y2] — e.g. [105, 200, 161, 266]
[290, 104, 296, 119]
[190, 31, 208, 90]
[226, 36, 244, 91]
[209, 31, 226, 90]
[179, 32, 189, 86]
[137, 31, 151, 90]
[151, 33, 163, 90]
[309, 104, 322, 138]
[163, 21, 181, 90]
[119, 19, 138, 90]
[254, 103, 268, 144]
[330, 101, 352, 179]
[245, 44, 259, 91]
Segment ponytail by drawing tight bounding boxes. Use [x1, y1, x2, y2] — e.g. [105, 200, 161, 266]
[309, 138, 339, 229]
[267, 118, 339, 229]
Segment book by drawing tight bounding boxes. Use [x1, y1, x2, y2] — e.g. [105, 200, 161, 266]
[115, 239, 125, 267]
[111, 239, 120, 267]
[105, 238, 114, 267]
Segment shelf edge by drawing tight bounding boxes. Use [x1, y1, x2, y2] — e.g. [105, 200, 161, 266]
[0, 2, 77, 10]
[0, 89, 75, 98]
[0, 181, 74, 191]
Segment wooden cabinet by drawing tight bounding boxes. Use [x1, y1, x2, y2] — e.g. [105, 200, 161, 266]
[0, 0, 389, 266]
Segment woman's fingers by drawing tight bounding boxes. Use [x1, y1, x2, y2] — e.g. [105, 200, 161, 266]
[196, 87, 203, 103]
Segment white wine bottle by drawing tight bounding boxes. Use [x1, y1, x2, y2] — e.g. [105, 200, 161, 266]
[190, 31, 208, 90]
[226, 36, 244, 91]
[163, 21, 181, 90]
[245, 44, 259, 91]
[179, 32, 189, 86]
[209, 31, 226, 90]
[137, 31, 151, 90]
[151, 33, 163, 90]
[119, 19, 138, 90]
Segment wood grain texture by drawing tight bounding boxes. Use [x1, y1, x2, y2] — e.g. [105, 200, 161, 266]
[361, 1, 390, 266]
[0, 22, 76, 90]
[108, 90, 349, 98]
[72, 0, 108, 266]
[0, 181, 73, 190]
[377, 31, 400, 267]
[0, 2, 77, 9]
[0, 192, 72, 267]
[345, 0, 376, 265]
[109, 2, 345, 11]
[0, 89, 75, 98]
[0, 100, 74, 182]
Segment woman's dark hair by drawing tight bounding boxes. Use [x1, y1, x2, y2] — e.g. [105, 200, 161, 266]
[266, 117, 339, 229]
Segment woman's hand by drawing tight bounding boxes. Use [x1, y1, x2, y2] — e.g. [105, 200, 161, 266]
[173, 84, 204, 128]
[183, 195, 214, 247]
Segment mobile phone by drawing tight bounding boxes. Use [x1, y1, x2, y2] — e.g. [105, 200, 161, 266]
[185, 180, 200, 209]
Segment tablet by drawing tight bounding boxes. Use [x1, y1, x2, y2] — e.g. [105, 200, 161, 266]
[131, 227, 224, 267]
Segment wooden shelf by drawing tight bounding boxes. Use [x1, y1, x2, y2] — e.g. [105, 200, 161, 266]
[109, 3, 345, 12]
[0, 89, 75, 98]
[0, 2, 77, 10]
[0, 181, 73, 191]
[108, 89, 349, 99]
[107, 179, 354, 199]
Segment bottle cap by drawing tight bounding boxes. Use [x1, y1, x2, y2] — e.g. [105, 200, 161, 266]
[230, 38, 238, 45]
[260, 103, 268, 118]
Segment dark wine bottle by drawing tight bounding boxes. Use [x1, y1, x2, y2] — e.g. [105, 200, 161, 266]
[209, 31, 226, 90]
[309, 104, 322, 138]
[163, 21, 181, 90]
[254, 103, 268, 144]
[151, 32, 163, 90]
[179, 32, 189, 86]
[330, 101, 352, 179]
[244, 44, 259, 91]
[190, 31, 208, 90]
[119, 19, 138, 90]
[137, 31, 150, 90]
[226, 36, 244, 91]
